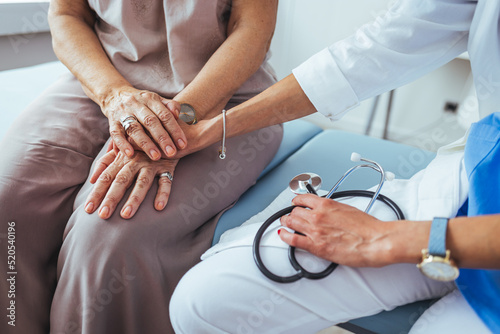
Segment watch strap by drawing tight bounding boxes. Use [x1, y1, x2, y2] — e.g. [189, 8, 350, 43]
[428, 217, 449, 257]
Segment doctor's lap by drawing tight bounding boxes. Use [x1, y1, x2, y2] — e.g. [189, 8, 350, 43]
[170, 244, 457, 334]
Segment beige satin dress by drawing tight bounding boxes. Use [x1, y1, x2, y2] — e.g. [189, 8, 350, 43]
[0, 1, 282, 333]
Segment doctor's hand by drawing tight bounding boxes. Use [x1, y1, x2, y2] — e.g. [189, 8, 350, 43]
[165, 116, 228, 159]
[125, 121, 203, 160]
[127, 118, 223, 160]
[84, 149, 178, 220]
[278, 194, 402, 268]
[101, 87, 187, 160]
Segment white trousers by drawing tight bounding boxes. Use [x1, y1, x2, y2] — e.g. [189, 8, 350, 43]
[409, 290, 491, 334]
[170, 246, 489, 334]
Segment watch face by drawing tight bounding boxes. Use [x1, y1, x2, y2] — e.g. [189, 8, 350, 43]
[419, 258, 459, 281]
[179, 104, 197, 125]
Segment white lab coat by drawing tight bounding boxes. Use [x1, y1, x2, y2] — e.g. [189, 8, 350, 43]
[294, 0, 499, 121]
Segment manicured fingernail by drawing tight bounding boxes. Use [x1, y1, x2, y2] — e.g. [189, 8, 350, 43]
[99, 206, 109, 218]
[156, 201, 165, 210]
[85, 202, 94, 213]
[125, 149, 133, 157]
[122, 206, 132, 218]
[166, 145, 175, 156]
[277, 229, 281, 235]
[150, 149, 160, 160]
[177, 139, 186, 149]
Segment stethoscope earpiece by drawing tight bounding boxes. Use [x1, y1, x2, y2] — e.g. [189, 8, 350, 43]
[350, 152, 362, 162]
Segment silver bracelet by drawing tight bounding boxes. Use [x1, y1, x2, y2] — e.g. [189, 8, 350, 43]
[219, 109, 227, 159]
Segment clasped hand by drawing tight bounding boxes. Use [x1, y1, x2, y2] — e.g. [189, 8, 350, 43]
[102, 87, 187, 160]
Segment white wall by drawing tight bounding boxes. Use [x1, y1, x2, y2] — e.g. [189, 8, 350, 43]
[0, 2, 57, 71]
[270, 0, 394, 79]
[268, 0, 472, 146]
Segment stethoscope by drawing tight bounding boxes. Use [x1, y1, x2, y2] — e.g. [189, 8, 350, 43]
[252, 152, 405, 283]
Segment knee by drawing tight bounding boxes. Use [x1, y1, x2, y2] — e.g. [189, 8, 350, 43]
[170, 262, 233, 333]
[169, 262, 243, 333]
[61, 210, 153, 267]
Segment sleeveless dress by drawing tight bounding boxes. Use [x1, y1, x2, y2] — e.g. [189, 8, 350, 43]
[0, 1, 282, 333]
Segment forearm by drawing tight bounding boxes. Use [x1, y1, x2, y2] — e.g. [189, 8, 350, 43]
[389, 215, 500, 269]
[173, 0, 278, 120]
[187, 74, 316, 154]
[48, 2, 131, 109]
[226, 74, 316, 133]
[174, 30, 269, 119]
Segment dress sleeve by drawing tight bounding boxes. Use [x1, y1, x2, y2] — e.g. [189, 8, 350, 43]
[292, 0, 476, 120]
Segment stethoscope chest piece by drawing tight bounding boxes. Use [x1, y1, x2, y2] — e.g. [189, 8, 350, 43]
[289, 173, 322, 195]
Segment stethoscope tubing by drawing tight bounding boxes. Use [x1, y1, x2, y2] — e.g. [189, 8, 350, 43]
[252, 191, 405, 284]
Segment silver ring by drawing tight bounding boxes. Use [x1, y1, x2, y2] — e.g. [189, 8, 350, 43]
[120, 115, 138, 132]
[159, 171, 173, 182]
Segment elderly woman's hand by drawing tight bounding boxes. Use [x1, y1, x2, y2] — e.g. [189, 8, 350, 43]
[84, 148, 178, 220]
[102, 87, 187, 161]
[278, 194, 399, 268]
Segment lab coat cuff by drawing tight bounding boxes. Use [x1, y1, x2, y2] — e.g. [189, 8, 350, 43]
[292, 48, 359, 121]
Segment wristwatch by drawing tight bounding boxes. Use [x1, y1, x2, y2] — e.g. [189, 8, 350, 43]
[417, 217, 459, 281]
[179, 103, 198, 125]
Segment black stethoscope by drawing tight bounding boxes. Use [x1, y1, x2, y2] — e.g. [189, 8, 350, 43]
[252, 153, 405, 283]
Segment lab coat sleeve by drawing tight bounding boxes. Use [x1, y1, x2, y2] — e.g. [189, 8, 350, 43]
[293, 0, 476, 121]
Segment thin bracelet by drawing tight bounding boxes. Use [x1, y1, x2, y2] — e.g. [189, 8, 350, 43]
[219, 109, 226, 159]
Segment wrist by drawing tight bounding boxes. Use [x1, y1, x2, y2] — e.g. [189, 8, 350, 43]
[391, 220, 431, 264]
[173, 94, 228, 121]
[198, 116, 222, 149]
[172, 116, 220, 158]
